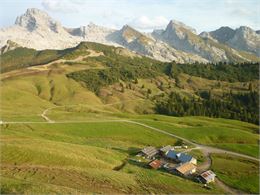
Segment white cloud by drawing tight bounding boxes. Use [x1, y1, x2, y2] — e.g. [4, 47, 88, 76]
[129, 16, 169, 30]
[230, 8, 255, 18]
[42, 0, 81, 13]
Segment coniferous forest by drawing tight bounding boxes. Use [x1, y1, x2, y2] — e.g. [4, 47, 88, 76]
[155, 91, 259, 124]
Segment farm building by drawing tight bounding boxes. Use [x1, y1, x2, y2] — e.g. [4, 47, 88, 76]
[165, 150, 197, 165]
[173, 162, 196, 176]
[198, 170, 216, 184]
[149, 159, 163, 169]
[159, 145, 175, 154]
[140, 146, 158, 159]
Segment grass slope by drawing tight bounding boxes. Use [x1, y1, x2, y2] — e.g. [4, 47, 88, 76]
[1, 122, 224, 194]
[132, 115, 259, 158]
[211, 154, 259, 194]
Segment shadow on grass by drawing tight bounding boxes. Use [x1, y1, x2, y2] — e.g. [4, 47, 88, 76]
[111, 147, 140, 155]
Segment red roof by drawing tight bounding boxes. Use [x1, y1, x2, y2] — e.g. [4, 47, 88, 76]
[149, 159, 162, 169]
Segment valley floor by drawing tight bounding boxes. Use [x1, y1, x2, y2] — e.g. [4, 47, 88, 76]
[1, 107, 259, 194]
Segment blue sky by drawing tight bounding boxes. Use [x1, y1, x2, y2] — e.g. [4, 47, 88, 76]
[0, 0, 259, 32]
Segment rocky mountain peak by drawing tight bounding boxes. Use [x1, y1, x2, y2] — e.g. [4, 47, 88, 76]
[120, 25, 141, 38]
[1, 8, 259, 63]
[121, 24, 134, 32]
[15, 8, 62, 32]
[235, 26, 256, 37]
[208, 26, 235, 43]
[166, 20, 197, 34]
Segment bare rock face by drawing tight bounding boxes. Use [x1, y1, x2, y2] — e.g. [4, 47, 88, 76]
[0, 8, 79, 50]
[152, 20, 236, 62]
[202, 26, 260, 56]
[205, 26, 235, 43]
[227, 26, 260, 56]
[107, 25, 208, 63]
[66, 23, 116, 45]
[15, 8, 63, 33]
[0, 8, 259, 63]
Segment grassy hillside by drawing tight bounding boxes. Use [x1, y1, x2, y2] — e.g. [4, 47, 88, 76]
[1, 122, 225, 194]
[1, 47, 68, 73]
[0, 41, 259, 194]
[1, 42, 259, 124]
[135, 116, 259, 158]
[211, 154, 259, 194]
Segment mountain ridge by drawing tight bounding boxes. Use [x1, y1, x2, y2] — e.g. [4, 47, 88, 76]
[0, 8, 259, 63]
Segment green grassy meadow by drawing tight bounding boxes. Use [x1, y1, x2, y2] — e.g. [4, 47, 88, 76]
[211, 154, 259, 194]
[1, 122, 226, 194]
[135, 116, 259, 158]
[1, 42, 259, 194]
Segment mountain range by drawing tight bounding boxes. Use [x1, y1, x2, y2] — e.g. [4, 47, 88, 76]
[0, 8, 259, 63]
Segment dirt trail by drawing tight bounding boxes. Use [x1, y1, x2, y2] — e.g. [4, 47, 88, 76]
[6, 105, 260, 162]
[3, 101, 258, 194]
[215, 178, 244, 194]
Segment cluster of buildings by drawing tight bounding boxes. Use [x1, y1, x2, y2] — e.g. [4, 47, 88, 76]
[137, 145, 216, 184]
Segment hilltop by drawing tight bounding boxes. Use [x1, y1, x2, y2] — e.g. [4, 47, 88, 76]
[1, 41, 259, 125]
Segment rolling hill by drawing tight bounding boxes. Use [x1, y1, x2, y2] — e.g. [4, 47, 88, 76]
[0, 41, 259, 194]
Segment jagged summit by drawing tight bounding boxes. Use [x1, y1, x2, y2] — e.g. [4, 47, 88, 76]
[166, 20, 197, 34]
[203, 26, 235, 43]
[120, 25, 140, 34]
[0, 8, 259, 62]
[202, 25, 260, 56]
[15, 8, 62, 32]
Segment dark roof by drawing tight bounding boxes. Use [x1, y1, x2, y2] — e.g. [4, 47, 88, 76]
[141, 146, 158, 157]
[149, 159, 162, 169]
[178, 153, 193, 163]
[165, 150, 178, 160]
[166, 150, 194, 163]
[200, 170, 216, 181]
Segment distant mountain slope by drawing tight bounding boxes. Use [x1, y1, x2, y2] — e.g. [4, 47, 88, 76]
[0, 8, 259, 63]
[107, 25, 208, 63]
[200, 26, 260, 56]
[152, 20, 259, 62]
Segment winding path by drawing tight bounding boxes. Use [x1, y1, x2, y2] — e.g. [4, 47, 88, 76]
[3, 104, 259, 194]
[5, 105, 260, 162]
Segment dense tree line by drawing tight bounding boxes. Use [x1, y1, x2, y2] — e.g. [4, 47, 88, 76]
[155, 91, 259, 124]
[167, 62, 259, 82]
[67, 54, 163, 93]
